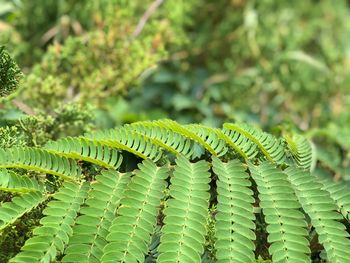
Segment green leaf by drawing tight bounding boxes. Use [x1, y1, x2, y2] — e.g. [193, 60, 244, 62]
[62, 171, 130, 263]
[249, 162, 310, 263]
[101, 159, 168, 262]
[157, 156, 210, 263]
[212, 157, 256, 263]
[284, 166, 350, 263]
[10, 182, 89, 263]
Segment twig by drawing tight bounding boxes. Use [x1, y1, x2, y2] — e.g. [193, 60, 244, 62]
[12, 99, 36, 115]
[132, 0, 164, 38]
[40, 26, 59, 46]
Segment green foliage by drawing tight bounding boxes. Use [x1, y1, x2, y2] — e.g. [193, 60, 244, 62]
[135, 0, 350, 127]
[224, 123, 285, 164]
[158, 156, 210, 262]
[284, 133, 314, 170]
[0, 169, 43, 193]
[1, 1, 350, 262]
[284, 167, 350, 263]
[130, 120, 225, 157]
[220, 126, 258, 159]
[0, 147, 81, 180]
[103, 160, 168, 262]
[0, 120, 348, 262]
[0, 46, 22, 97]
[0, 126, 26, 148]
[45, 137, 123, 170]
[84, 127, 163, 161]
[306, 123, 350, 180]
[0, 205, 43, 262]
[212, 157, 255, 263]
[250, 162, 310, 262]
[62, 170, 130, 262]
[0, 103, 94, 147]
[10, 182, 89, 263]
[0, 191, 45, 232]
[126, 122, 195, 158]
[321, 178, 350, 220]
[1, 0, 101, 66]
[10, 0, 186, 111]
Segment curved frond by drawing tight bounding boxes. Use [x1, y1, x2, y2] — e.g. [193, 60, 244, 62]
[284, 134, 313, 170]
[83, 128, 162, 161]
[0, 169, 43, 193]
[157, 156, 210, 263]
[185, 124, 228, 157]
[212, 157, 256, 263]
[143, 119, 218, 156]
[10, 182, 89, 263]
[224, 123, 285, 163]
[62, 171, 131, 263]
[101, 160, 168, 262]
[284, 167, 350, 263]
[321, 179, 350, 220]
[221, 127, 258, 159]
[127, 122, 194, 157]
[249, 162, 310, 263]
[0, 191, 46, 231]
[0, 147, 81, 180]
[45, 137, 123, 169]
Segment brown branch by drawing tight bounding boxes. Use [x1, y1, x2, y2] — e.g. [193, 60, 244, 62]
[40, 26, 59, 46]
[12, 99, 36, 115]
[132, 0, 164, 38]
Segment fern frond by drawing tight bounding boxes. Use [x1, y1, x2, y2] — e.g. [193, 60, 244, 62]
[284, 134, 313, 170]
[284, 167, 350, 263]
[0, 191, 46, 231]
[45, 137, 123, 169]
[185, 124, 228, 156]
[83, 128, 162, 161]
[220, 127, 258, 159]
[0, 147, 81, 180]
[144, 119, 218, 156]
[249, 162, 310, 263]
[321, 179, 350, 220]
[101, 160, 168, 262]
[10, 182, 90, 263]
[157, 156, 210, 263]
[212, 157, 256, 263]
[127, 122, 194, 157]
[0, 169, 43, 193]
[224, 123, 285, 163]
[62, 171, 131, 262]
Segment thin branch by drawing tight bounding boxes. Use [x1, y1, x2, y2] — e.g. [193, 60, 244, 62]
[132, 0, 164, 38]
[40, 26, 59, 45]
[12, 99, 36, 115]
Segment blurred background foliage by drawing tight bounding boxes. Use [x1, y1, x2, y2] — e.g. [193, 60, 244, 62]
[1, 0, 350, 261]
[0, 0, 349, 180]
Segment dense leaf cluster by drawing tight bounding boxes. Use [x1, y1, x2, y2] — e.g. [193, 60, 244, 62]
[0, 46, 22, 97]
